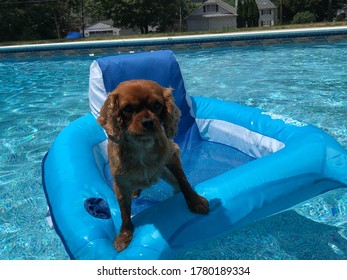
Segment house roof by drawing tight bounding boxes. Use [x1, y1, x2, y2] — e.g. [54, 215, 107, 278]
[255, 0, 276, 10]
[85, 22, 118, 31]
[201, 13, 237, 18]
[205, 0, 237, 14]
[187, 0, 237, 19]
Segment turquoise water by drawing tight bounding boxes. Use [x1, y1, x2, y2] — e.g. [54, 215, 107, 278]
[1, 41, 347, 259]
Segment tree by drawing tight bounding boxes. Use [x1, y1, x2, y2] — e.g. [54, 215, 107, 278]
[156, 0, 189, 32]
[273, 0, 346, 24]
[0, 1, 58, 41]
[50, 0, 82, 38]
[248, 0, 259, 27]
[85, 0, 105, 22]
[100, 0, 193, 34]
[237, 0, 245, 27]
[237, 0, 259, 28]
[0, 0, 82, 41]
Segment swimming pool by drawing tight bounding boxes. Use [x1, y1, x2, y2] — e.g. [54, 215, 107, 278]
[1, 40, 346, 259]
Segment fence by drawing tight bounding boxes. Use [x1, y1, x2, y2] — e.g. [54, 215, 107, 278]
[0, 0, 277, 41]
[0, 1, 345, 42]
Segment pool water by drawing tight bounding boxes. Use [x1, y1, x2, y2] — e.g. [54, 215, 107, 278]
[1, 40, 347, 260]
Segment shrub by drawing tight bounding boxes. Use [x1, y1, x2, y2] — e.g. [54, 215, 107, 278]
[335, 13, 346, 22]
[291, 11, 316, 24]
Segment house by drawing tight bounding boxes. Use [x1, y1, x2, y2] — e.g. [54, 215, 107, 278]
[186, 0, 237, 32]
[255, 0, 276, 26]
[84, 22, 120, 37]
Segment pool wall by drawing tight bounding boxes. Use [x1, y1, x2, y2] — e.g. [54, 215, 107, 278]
[1, 26, 347, 59]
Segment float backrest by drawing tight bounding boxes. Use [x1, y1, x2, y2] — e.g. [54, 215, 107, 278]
[88, 50, 195, 137]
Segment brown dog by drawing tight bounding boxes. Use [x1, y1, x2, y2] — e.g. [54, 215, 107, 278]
[97, 80, 209, 251]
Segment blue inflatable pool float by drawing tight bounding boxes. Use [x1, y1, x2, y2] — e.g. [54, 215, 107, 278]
[42, 50, 347, 260]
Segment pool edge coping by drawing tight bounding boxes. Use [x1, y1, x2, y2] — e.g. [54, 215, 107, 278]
[1, 26, 347, 57]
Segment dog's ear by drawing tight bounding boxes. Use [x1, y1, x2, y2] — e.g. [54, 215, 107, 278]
[97, 93, 124, 141]
[161, 87, 181, 139]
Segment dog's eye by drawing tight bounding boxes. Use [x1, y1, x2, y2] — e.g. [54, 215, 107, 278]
[153, 101, 162, 111]
[122, 105, 135, 114]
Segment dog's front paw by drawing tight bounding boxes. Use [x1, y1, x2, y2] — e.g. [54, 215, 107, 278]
[114, 229, 133, 252]
[187, 194, 209, 214]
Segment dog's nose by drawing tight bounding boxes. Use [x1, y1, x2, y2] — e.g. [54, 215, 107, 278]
[142, 119, 154, 129]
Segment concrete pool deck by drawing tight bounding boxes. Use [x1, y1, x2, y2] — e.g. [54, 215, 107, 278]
[1, 26, 347, 59]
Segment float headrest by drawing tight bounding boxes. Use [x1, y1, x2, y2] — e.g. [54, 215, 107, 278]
[88, 50, 193, 131]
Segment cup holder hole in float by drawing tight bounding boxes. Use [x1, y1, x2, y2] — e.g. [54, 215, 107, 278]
[84, 198, 111, 220]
